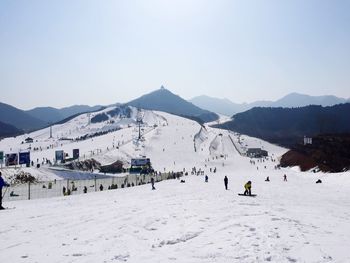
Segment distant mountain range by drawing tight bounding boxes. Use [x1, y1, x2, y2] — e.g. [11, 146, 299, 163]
[0, 121, 23, 139]
[190, 93, 350, 116]
[127, 86, 219, 123]
[0, 87, 219, 139]
[1, 88, 349, 141]
[0, 102, 46, 132]
[269, 93, 349, 108]
[26, 105, 103, 124]
[216, 103, 350, 147]
[0, 102, 103, 139]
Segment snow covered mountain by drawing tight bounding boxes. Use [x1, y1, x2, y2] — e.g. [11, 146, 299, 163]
[1, 99, 350, 263]
[0, 105, 167, 173]
[1, 107, 350, 262]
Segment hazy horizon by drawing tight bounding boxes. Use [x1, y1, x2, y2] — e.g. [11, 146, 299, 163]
[2, 87, 350, 111]
[1, 0, 349, 110]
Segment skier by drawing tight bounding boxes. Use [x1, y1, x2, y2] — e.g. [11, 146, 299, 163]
[265, 176, 270, 182]
[244, 181, 252, 196]
[224, 176, 228, 190]
[151, 177, 156, 190]
[205, 175, 208, 183]
[99, 184, 104, 191]
[0, 172, 10, 210]
[283, 174, 287, 182]
[83, 186, 87, 193]
[62, 186, 66, 196]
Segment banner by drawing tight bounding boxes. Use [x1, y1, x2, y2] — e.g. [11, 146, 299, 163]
[6, 153, 18, 166]
[19, 152, 31, 165]
[55, 150, 64, 162]
[73, 149, 80, 160]
[131, 158, 150, 167]
[0, 151, 3, 164]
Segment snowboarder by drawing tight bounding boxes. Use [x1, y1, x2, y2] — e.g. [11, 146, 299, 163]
[265, 176, 270, 182]
[244, 181, 252, 196]
[62, 186, 66, 196]
[316, 179, 322, 184]
[224, 176, 228, 190]
[205, 175, 208, 183]
[0, 172, 10, 210]
[151, 177, 156, 190]
[83, 186, 87, 193]
[99, 184, 104, 191]
[283, 174, 287, 182]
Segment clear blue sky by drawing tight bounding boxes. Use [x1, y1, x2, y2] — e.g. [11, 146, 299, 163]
[0, 0, 349, 109]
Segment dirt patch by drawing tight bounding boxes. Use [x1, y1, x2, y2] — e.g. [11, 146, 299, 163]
[280, 134, 350, 172]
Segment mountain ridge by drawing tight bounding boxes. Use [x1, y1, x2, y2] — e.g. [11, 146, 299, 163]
[127, 86, 219, 123]
[190, 93, 349, 116]
[0, 121, 23, 139]
[26, 105, 103, 124]
[0, 102, 46, 132]
[215, 103, 350, 147]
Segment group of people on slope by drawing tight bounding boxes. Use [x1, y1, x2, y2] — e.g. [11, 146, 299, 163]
[265, 174, 287, 182]
[223, 175, 252, 195]
[222, 173, 291, 196]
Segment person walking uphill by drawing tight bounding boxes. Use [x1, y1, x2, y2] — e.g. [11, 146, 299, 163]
[244, 181, 252, 196]
[0, 172, 10, 210]
[224, 176, 228, 190]
[151, 177, 156, 190]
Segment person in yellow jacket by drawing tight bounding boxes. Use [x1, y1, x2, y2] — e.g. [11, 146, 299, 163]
[244, 181, 252, 196]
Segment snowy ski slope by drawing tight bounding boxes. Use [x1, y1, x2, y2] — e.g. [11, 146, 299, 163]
[0, 109, 350, 262]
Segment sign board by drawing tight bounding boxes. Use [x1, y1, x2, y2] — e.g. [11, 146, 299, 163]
[55, 150, 64, 162]
[0, 151, 3, 164]
[6, 153, 18, 166]
[73, 149, 80, 160]
[19, 152, 31, 165]
[131, 158, 150, 167]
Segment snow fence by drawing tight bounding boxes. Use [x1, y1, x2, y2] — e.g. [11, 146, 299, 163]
[2, 173, 180, 202]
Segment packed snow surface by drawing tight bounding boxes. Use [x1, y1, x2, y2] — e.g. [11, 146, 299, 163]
[1, 110, 350, 262]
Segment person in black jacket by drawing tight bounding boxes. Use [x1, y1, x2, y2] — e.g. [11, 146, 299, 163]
[0, 172, 10, 210]
[224, 176, 228, 190]
[151, 177, 156, 190]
